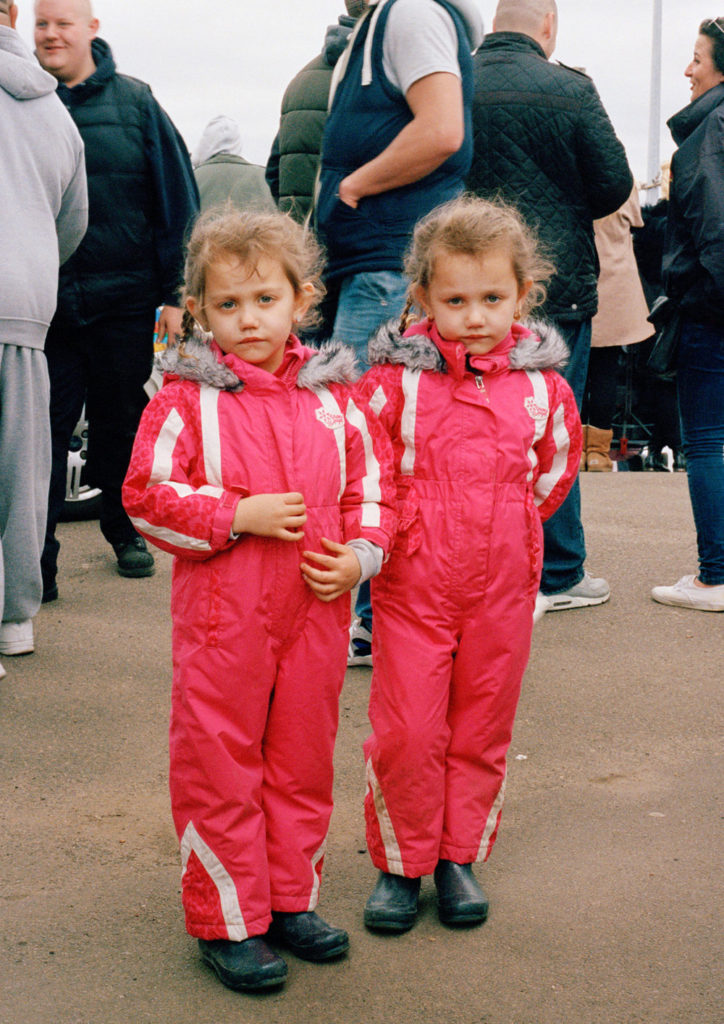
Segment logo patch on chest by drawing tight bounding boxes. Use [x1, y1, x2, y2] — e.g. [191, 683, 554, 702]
[315, 407, 345, 430]
[524, 396, 548, 420]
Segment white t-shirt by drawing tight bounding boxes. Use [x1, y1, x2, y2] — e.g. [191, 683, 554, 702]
[382, 0, 461, 95]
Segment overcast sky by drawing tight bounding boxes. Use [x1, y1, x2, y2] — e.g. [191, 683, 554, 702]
[17, 1, 717, 195]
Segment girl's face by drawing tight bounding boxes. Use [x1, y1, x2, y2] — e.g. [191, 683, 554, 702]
[187, 256, 313, 374]
[416, 249, 531, 355]
[685, 34, 724, 101]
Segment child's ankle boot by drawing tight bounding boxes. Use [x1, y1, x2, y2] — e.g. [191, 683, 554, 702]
[364, 871, 420, 932]
[434, 860, 489, 926]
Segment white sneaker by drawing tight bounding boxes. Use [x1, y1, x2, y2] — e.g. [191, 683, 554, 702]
[533, 591, 549, 624]
[544, 571, 610, 611]
[347, 618, 373, 667]
[651, 575, 724, 612]
[0, 660, 6, 680]
[0, 619, 34, 655]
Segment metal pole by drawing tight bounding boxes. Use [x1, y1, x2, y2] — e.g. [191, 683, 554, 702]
[645, 0, 663, 202]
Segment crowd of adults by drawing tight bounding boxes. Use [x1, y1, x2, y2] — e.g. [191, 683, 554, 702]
[1, 0, 723, 679]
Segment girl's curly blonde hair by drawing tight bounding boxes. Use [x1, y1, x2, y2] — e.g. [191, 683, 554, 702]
[181, 204, 326, 337]
[403, 194, 554, 320]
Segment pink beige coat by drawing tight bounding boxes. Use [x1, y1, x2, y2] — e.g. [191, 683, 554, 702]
[591, 187, 655, 348]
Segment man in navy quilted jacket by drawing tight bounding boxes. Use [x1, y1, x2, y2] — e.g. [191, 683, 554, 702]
[467, 0, 633, 617]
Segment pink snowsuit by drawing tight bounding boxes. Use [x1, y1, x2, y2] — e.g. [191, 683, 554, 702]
[356, 319, 581, 877]
[122, 334, 394, 940]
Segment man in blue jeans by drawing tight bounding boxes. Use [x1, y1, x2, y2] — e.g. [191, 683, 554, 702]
[467, 0, 633, 619]
[315, 0, 483, 664]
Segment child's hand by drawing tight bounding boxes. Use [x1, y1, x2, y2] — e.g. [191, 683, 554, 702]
[301, 537, 362, 602]
[233, 492, 307, 541]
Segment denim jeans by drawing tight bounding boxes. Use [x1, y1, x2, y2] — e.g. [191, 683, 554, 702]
[540, 319, 592, 595]
[332, 270, 409, 372]
[333, 270, 408, 629]
[677, 318, 724, 584]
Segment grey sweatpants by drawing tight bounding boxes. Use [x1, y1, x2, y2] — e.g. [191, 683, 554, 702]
[0, 344, 51, 623]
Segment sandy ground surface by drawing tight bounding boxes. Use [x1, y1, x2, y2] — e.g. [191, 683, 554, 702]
[1, 473, 721, 1024]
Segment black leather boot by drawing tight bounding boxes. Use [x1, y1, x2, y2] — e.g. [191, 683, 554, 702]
[364, 871, 421, 932]
[268, 911, 349, 961]
[113, 536, 155, 577]
[434, 860, 489, 926]
[198, 937, 287, 991]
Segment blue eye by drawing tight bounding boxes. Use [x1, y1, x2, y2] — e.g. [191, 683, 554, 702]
[447, 297, 463, 306]
[258, 294, 274, 305]
[487, 295, 501, 304]
[219, 300, 236, 310]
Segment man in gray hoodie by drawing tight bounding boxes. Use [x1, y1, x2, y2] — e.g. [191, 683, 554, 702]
[0, 0, 87, 674]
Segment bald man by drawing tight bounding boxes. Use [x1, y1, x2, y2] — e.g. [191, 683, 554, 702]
[467, 0, 633, 615]
[34, 0, 198, 595]
[0, 0, 86, 667]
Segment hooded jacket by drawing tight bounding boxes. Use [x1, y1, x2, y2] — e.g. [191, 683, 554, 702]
[467, 32, 633, 321]
[123, 334, 395, 563]
[0, 26, 87, 348]
[52, 38, 198, 325]
[193, 116, 274, 213]
[663, 83, 724, 324]
[360, 317, 581, 535]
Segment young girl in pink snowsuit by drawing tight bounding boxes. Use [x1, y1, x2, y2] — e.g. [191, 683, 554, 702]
[356, 196, 582, 933]
[122, 208, 394, 992]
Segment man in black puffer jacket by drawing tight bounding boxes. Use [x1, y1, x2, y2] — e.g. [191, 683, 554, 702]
[467, 0, 632, 616]
[34, 0, 198, 597]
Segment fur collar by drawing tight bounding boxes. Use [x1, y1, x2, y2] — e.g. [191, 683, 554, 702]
[367, 318, 569, 373]
[157, 334, 243, 391]
[156, 332, 359, 392]
[297, 340, 359, 389]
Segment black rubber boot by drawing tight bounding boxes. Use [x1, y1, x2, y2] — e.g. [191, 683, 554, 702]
[113, 536, 155, 578]
[198, 937, 287, 991]
[434, 860, 489, 926]
[268, 911, 349, 961]
[364, 871, 421, 932]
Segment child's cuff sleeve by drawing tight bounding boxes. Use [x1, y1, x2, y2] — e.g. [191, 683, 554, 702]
[211, 490, 245, 548]
[347, 539, 384, 583]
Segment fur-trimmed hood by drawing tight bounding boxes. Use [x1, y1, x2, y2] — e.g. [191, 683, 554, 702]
[156, 332, 360, 392]
[367, 318, 569, 374]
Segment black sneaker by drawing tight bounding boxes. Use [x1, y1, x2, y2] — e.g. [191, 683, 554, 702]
[643, 449, 669, 472]
[113, 536, 155, 578]
[42, 582, 59, 604]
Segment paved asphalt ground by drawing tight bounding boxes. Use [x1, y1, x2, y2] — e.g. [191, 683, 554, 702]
[1, 474, 721, 1024]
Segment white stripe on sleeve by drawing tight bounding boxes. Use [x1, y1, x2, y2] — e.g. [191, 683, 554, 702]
[199, 386, 223, 487]
[316, 389, 347, 500]
[345, 397, 381, 529]
[129, 516, 213, 552]
[400, 368, 421, 476]
[523, 369, 550, 481]
[535, 400, 570, 506]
